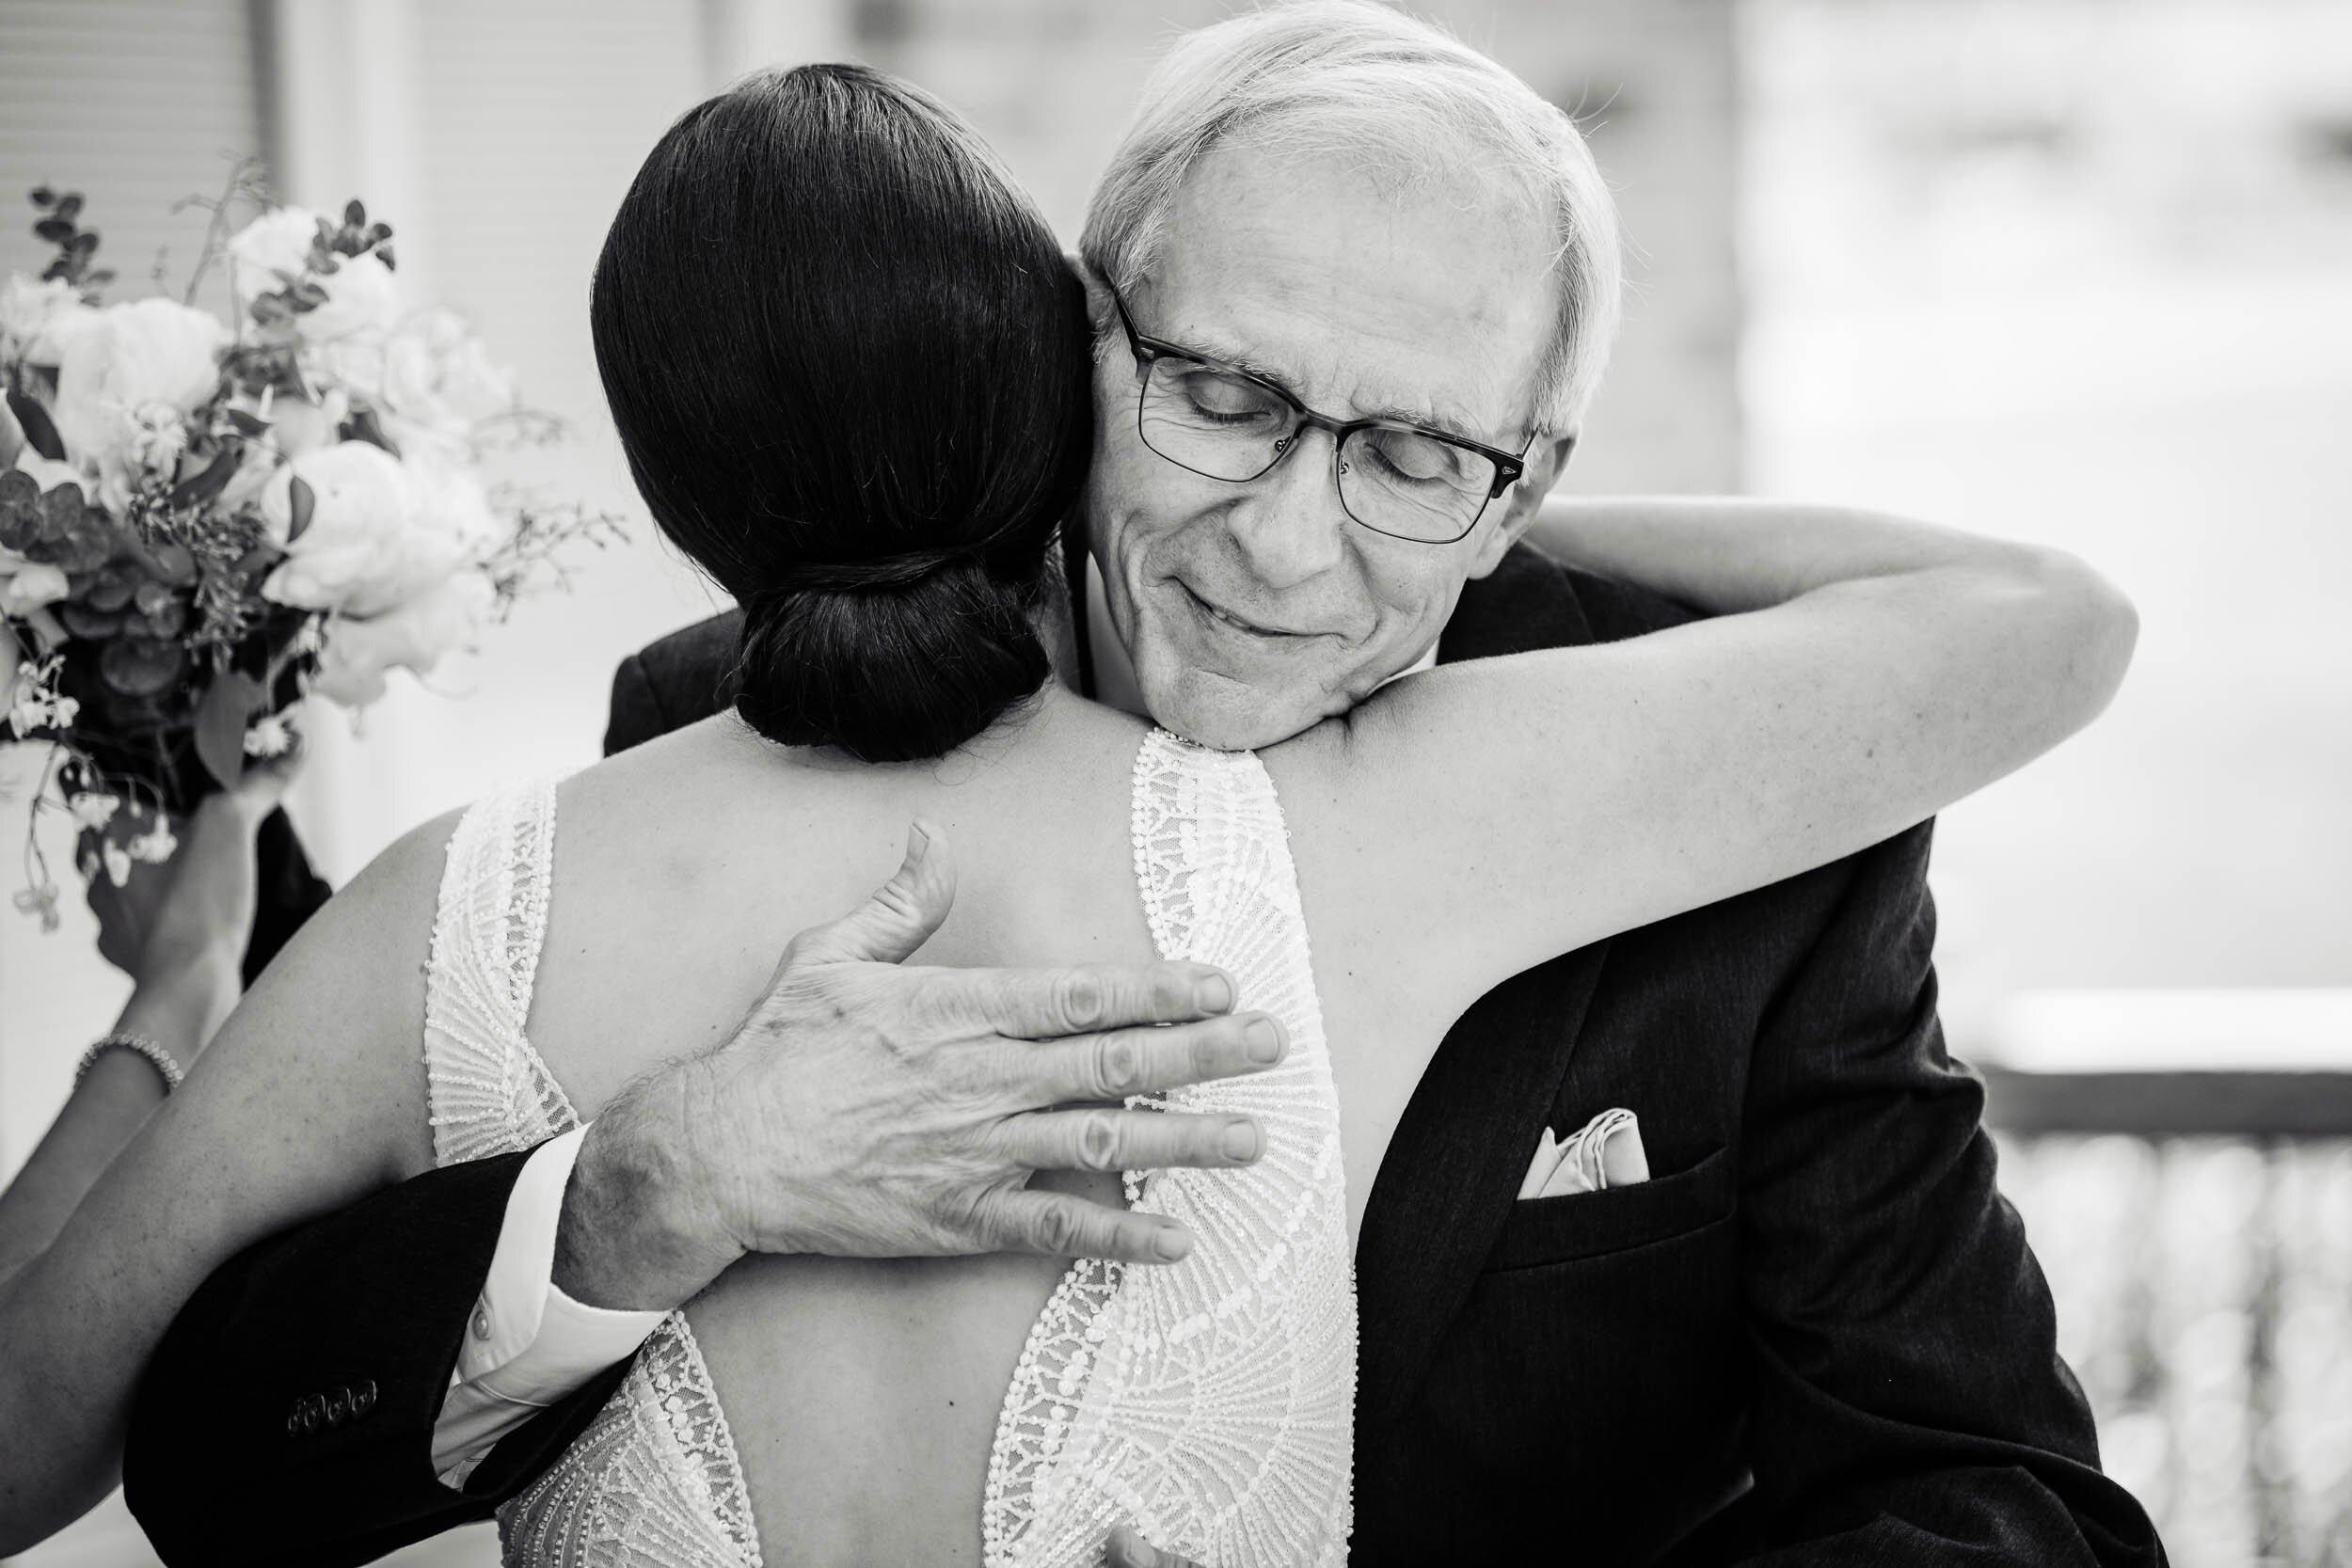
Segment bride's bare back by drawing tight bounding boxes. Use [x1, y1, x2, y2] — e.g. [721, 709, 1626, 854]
[521, 702, 1153, 1560]
[518, 691, 1395, 1562]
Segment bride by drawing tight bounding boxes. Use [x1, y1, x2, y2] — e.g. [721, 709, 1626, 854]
[0, 61, 2133, 1567]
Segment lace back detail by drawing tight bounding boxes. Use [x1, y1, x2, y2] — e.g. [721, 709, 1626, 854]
[980, 729, 1357, 1567]
[426, 778, 576, 1163]
[420, 779, 762, 1568]
[496, 1325, 763, 1568]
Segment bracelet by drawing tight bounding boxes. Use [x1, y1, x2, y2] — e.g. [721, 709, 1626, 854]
[73, 1032, 185, 1096]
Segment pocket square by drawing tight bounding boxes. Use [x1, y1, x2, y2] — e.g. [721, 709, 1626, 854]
[1518, 1108, 1649, 1199]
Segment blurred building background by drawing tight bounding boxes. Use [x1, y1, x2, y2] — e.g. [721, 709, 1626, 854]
[1, 0, 2345, 1563]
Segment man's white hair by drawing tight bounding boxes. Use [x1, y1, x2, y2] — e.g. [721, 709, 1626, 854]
[1079, 0, 1623, 433]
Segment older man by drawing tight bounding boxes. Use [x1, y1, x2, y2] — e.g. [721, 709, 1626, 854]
[126, 6, 2160, 1564]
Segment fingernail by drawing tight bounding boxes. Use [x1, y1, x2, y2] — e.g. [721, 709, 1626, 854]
[1197, 973, 1234, 1013]
[907, 821, 930, 858]
[1154, 1225, 1189, 1260]
[1245, 1017, 1282, 1063]
[1223, 1121, 1262, 1162]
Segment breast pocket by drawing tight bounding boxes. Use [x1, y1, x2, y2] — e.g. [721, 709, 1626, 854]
[1486, 1145, 1736, 1272]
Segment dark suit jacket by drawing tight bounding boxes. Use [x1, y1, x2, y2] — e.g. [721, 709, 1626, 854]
[123, 546, 2164, 1565]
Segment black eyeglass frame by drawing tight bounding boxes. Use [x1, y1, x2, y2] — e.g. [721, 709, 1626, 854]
[1110, 290, 1551, 546]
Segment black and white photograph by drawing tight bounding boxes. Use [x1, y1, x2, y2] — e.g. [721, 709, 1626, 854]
[0, 1, 2344, 1563]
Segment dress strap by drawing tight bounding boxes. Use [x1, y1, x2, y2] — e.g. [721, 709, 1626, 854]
[1131, 726, 1306, 976]
[982, 727, 1355, 1565]
[423, 776, 580, 1167]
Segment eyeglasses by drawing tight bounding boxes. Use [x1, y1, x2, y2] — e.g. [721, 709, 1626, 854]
[1110, 290, 1546, 546]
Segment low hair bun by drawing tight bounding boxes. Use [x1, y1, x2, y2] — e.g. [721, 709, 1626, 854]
[592, 63, 1094, 764]
[731, 556, 1052, 763]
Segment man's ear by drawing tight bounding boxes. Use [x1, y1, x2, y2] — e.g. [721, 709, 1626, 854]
[1071, 251, 1119, 336]
[1465, 430, 1578, 579]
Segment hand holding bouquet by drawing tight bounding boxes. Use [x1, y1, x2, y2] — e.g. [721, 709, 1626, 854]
[2, 181, 616, 930]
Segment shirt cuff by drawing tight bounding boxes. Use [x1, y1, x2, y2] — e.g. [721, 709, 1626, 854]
[431, 1124, 668, 1487]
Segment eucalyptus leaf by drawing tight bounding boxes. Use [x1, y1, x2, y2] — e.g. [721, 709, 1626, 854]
[195, 670, 264, 787]
[138, 540, 199, 586]
[86, 569, 135, 613]
[287, 474, 316, 543]
[5, 390, 65, 462]
[168, 447, 242, 510]
[35, 482, 88, 541]
[100, 636, 185, 699]
[50, 526, 114, 575]
[56, 603, 123, 641]
[341, 407, 399, 457]
[137, 599, 188, 640]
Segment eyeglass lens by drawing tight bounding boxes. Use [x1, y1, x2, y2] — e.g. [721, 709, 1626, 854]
[1137, 357, 1498, 543]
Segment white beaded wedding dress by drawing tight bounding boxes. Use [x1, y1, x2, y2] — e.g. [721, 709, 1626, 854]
[421, 728, 1357, 1567]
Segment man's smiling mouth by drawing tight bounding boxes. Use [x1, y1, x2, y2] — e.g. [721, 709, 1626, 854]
[1179, 581, 1313, 641]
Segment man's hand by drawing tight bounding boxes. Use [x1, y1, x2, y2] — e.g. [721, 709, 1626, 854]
[556, 821, 1287, 1309]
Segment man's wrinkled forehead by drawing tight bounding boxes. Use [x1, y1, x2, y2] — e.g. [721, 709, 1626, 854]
[1138, 135, 1556, 444]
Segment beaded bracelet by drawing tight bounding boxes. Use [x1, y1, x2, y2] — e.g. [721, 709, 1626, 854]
[73, 1032, 185, 1096]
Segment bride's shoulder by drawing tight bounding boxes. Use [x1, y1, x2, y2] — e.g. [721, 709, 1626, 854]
[306, 803, 474, 965]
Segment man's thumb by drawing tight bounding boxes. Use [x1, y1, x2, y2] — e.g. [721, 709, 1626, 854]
[789, 820, 954, 967]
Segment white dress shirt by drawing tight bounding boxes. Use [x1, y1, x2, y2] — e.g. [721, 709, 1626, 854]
[431, 1125, 666, 1487]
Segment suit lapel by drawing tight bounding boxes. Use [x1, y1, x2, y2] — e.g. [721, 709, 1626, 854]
[1356, 545, 1607, 1446]
[1354, 942, 1611, 1443]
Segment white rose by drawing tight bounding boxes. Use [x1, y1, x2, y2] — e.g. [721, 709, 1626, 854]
[0, 561, 70, 616]
[268, 388, 351, 460]
[310, 569, 497, 706]
[259, 443, 494, 617]
[381, 309, 514, 424]
[226, 207, 325, 305]
[47, 297, 224, 483]
[0, 275, 92, 363]
[306, 333, 384, 404]
[297, 253, 400, 343]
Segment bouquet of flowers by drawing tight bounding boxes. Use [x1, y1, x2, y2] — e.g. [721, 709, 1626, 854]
[1, 181, 617, 931]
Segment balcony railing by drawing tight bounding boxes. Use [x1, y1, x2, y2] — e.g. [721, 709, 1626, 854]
[1980, 994, 2352, 1568]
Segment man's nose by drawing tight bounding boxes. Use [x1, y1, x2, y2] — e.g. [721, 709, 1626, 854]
[1224, 427, 1349, 591]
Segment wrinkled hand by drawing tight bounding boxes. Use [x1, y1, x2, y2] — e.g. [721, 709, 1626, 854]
[556, 821, 1288, 1310]
[1104, 1524, 1203, 1568]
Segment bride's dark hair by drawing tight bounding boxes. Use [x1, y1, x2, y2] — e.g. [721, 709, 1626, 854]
[590, 63, 1092, 762]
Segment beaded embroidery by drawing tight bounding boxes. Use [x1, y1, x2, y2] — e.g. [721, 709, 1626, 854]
[977, 730, 1357, 1566]
[422, 780, 762, 1568]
